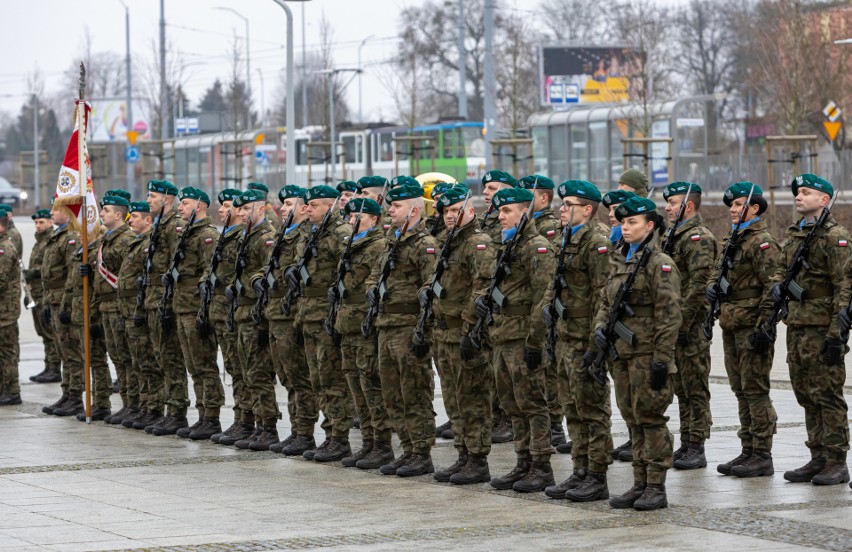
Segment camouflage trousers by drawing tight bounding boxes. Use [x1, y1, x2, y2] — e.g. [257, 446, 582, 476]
[671, 331, 713, 444]
[101, 309, 131, 402]
[377, 327, 436, 454]
[341, 333, 391, 443]
[558, 340, 613, 473]
[0, 323, 19, 395]
[237, 319, 280, 425]
[611, 354, 674, 485]
[177, 314, 224, 418]
[32, 301, 61, 372]
[270, 319, 316, 434]
[49, 306, 73, 394]
[786, 325, 850, 462]
[493, 339, 552, 461]
[67, 324, 112, 408]
[433, 326, 492, 456]
[722, 328, 777, 450]
[545, 355, 562, 425]
[124, 317, 161, 412]
[215, 320, 249, 423]
[304, 321, 353, 438]
[147, 305, 189, 416]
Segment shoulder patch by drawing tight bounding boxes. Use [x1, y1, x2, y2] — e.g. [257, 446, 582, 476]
[839, 240, 848, 247]
[425, 247, 436, 254]
[383, 224, 391, 230]
[265, 240, 274, 246]
[662, 264, 673, 272]
[546, 230, 556, 237]
[597, 246, 609, 254]
[476, 244, 487, 250]
[690, 234, 701, 241]
[204, 238, 214, 244]
[0, 249, 4, 255]
[176, 226, 184, 233]
[759, 242, 770, 250]
[537, 247, 549, 254]
[68, 239, 76, 245]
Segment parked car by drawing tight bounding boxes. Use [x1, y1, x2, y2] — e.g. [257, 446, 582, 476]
[0, 177, 26, 208]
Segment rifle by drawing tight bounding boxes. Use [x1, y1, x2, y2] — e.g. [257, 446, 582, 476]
[413, 192, 471, 344]
[701, 183, 756, 340]
[479, 205, 495, 230]
[20, 259, 35, 309]
[159, 200, 200, 325]
[134, 203, 166, 320]
[660, 183, 693, 255]
[587, 231, 657, 385]
[197, 208, 233, 334]
[361, 205, 415, 337]
[226, 203, 256, 331]
[546, 208, 574, 361]
[467, 181, 539, 350]
[324, 199, 366, 337]
[282, 196, 341, 316]
[252, 208, 295, 325]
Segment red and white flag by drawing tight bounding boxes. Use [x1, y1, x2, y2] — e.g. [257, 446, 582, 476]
[54, 100, 100, 235]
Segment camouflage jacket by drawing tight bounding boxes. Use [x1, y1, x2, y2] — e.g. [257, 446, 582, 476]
[534, 207, 560, 243]
[68, 238, 103, 326]
[117, 229, 150, 318]
[247, 221, 303, 323]
[539, 222, 611, 342]
[205, 224, 244, 323]
[667, 213, 718, 334]
[266, 206, 281, 231]
[772, 215, 850, 337]
[477, 210, 502, 242]
[708, 218, 780, 332]
[366, 219, 438, 329]
[0, 233, 20, 327]
[6, 225, 22, 260]
[26, 228, 52, 301]
[425, 212, 446, 238]
[593, 238, 682, 366]
[144, 209, 180, 310]
[295, 217, 352, 324]
[172, 217, 219, 315]
[335, 224, 385, 336]
[234, 219, 275, 323]
[488, 223, 555, 350]
[95, 224, 134, 313]
[41, 224, 77, 307]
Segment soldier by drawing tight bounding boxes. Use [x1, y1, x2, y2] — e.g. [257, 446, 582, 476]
[0, 214, 21, 406]
[541, 180, 613, 501]
[0, 205, 23, 255]
[365, 177, 439, 476]
[617, 168, 649, 198]
[26, 209, 62, 384]
[706, 182, 780, 477]
[337, 180, 358, 211]
[590, 195, 681, 511]
[356, 176, 392, 231]
[248, 182, 280, 231]
[425, 182, 451, 239]
[775, 174, 850, 486]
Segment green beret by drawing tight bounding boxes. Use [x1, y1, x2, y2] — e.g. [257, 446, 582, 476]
[558, 180, 602, 202]
[344, 198, 382, 216]
[492, 187, 534, 209]
[615, 196, 658, 222]
[723, 182, 763, 207]
[101, 195, 130, 208]
[602, 189, 636, 208]
[618, 169, 648, 196]
[278, 185, 305, 202]
[390, 175, 420, 189]
[129, 201, 151, 213]
[519, 174, 556, 190]
[32, 208, 51, 220]
[217, 188, 242, 204]
[453, 183, 470, 193]
[337, 180, 358, 193]
[0, 205, 12, 215]
[482, 170, 518, 187]
[662, 181, 701, 200]
[792, 173, 834, 198]
[239, 189, 266, 205]
[436, 187, 470, 214]
[357, 175, 389, 190]
[233, 196, 245, 208]
[247, 182, 269, 196]
[147, 180, 178, 196]
[178, 186, 210, 206]
[386, 182, 424, 202]
[304, 185, 339, 201]
[106, 189, 132, 201]
[430, 182, 452, 199]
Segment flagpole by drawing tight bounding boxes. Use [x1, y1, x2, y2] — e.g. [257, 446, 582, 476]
[78, 62, 92, 424]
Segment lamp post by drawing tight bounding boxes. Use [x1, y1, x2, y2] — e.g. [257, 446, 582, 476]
[357, 35, 374, 123]
[215, 6, 252, 106]
[257, 68, 266, 127]
[315, 68, 360, 180]
[120, 0, 133, 191]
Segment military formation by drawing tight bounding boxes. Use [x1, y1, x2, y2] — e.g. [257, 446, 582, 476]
[2, 168, 852, 509]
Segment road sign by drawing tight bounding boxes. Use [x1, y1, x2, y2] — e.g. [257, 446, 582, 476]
[824, 121, 842, 141]
[823, 101, 842, 122]
[126, 130, 139, 145]
[125, 146, 140, 164]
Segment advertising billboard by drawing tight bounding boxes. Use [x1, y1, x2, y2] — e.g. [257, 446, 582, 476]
[89, 98, 153, 143]
[540, 46, 642, 106]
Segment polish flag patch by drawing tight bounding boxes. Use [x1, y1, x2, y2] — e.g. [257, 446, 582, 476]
[546, 230, 556, 237]
[759, 242, 770, 250]
[476, 244, 487, 250]
[68, 240, 76, 245]
[662, 264, 672, 272]
[537, 247, 549, 254]
[597, 246, 609, 254]
[426, 247, 436, 254]
[691, 234, 701, 241]
[204, 238, 214, 244]
[383, 224, 391, 230]
[265, 240, 274, 246]
[176, 227, 184, 233]
[0, 249, 5, 255]
[839, 240, 848, 247]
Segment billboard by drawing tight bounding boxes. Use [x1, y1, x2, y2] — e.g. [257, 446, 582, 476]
[539, 46, 642, 106]
[88, 98, 153, 143]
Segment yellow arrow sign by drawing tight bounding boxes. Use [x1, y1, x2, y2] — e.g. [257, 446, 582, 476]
[824, 121, 842, 141]
[126, 130, 139, 146]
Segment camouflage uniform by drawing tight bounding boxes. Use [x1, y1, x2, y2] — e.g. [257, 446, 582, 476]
[41, 225, 78, 394]
[477, 209, 507, 425]
[27, 226, 61, 373]
[0, 236, 20, 397]
[425, 212, 445, 237]
[534, 208, 560, 242]
[6, 224, 22, 260]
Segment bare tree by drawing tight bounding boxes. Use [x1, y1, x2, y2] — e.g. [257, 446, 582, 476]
[63, 28, 125, 102]
[137, 37, 190, 139]
[537, 0, 612, 43]
[495, 16, 541, 136]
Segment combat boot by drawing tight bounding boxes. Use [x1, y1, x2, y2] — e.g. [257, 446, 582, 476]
[717, 448, 752, 475]
[434, 452, 468, 482]
[513, 461, 555, 493]
[29, 367, 48, 382]
[144, 413, 168, 433]
[341, 439, 373, 467]
[544, 468, 587, 499]
[281, 434, 316, 456]
[104, 405, 125, 424]
[76, 406, 110, 422]
[33, 366, 61, 383]
[811, 460, 850, 486]
[190, 417, 221, 440]
[249, 425, 280, 451]
[731, 450, 774, 478]
[609, 481, 646, 509]
[673, 439, 691, 462]
[565, 471, 609, 502]
[450, 455, 491, 485]
[0, 393, 22, 406]
[151, 414, 188, 436]
[490, 458, 532, 490]
[783, 457, 826, 483]
[379, 451, 413, 475]
[133, 410, 161, 430]
[491, 416, 514, 444]
[303, 437, 330, 460]
[356, 440, 395, 469]
[211, 420, 242, 444]
[219, 422, 255, 446]
[53, 396, 84, 417]
[612, 438, 632, 461]
[551, 423, 567, 447]
[313, 437, 351, 462]
[673, 443, 706, 470]
[178, 415, 203, 439]
[42, 393, 68, 415]
[269, 432, 297, 453]
[556, 441, 573, 454]
[233, 424, 263, 449]
[435, 420, 452, 438]
[122, 409, 144, 428]
[633, 483, 667, 510]
[396, 453, 434, 477]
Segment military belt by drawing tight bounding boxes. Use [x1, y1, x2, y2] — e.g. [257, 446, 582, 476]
[117, 289, 138, 299]
[563, 306, 591, 318]
[379, 303, 419, 314]
[724, 287, 762, 302]
[43, 278, 66, 290]
[268, 290, 287, 298]
[303, 288, 327, 298]
[238, 297, 256, 306]
[495, 304, 531, 316]
[99, 291, 120, 302]
[803, 286, 833, 300]
[436, 317, 463, 330]
[176, 279, 198, 289]
[626, 305, 655, 317]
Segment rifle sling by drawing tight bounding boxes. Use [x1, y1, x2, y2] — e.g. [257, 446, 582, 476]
[800, 285, 833, 300]
[43, 278, 66, 290]
[561, 305, 591, 318]
[494, 304, 532, 316]
[379, 303, 419, 314]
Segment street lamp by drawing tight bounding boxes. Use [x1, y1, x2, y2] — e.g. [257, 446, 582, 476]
[215, 6, 252, 106]
[257, 68, 266, 127]
[315, 68, 361, 180]
[119, 0, 133, 192]
[358, 35, 375, 123]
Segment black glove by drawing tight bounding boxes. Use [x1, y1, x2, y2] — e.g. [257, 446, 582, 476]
[839, 306, 852, 340]
[524, 347, 542, 371]
[770, 283, 783, 303]
[418, 288, 433, 309]
[79, 263, 92, 278]
[327, 286, 339, 304]
[580, 350, 596, 370]
[225, 284, 236, 301]
[749, 325, 775, 354]
[474, 296, 490, 320]
[136, 276, 147, 290]
[161, 309, 176, 332]
[821, 337, 844, 366]
[409, 338, 430, 358]
[160, 273, 172, 287]
[58, 311, 71, 325]
[133, 314, 146, 327]
[594, 327, 608, 350]
[331, 330, 342, 347]
[257, 329, 269, 348]
[460, 335, 479, 360]
[252, 278, 267, 297]
[650, 360, 668, 391]
[705, 286, 718, 305]
[677, 332, 689, 347]
[41, 306, 51, 327]
[90, 325, 103, 339]
[294, 326, 304, 346]
[366, 287, 380, 308]
[542, 305, 555, 328]
[196, 315, 212, 339]
[283, 266, 300, 290]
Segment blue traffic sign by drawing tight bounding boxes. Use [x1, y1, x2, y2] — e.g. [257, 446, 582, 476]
[125, 146, 140, 164]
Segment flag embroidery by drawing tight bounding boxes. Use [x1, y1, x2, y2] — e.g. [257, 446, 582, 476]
[265, 240, 274, 246]
[662, 264, 672, 272]
[759, 242, 770, 250]
[426, 247, 436, 254]
[691, 234, 701, 241]
[839, 240, 848, 247]
[476, 244, 487, 250]
[546, 230, 556, 237]
[68, 240, 76, 245]
[0, 249, 4, 255]
[597, 246, 609, 254]
[537, 247, 549, 254]
[176, 227, 183, 233]
[204, 238, 214, 244]
[383, 224, 391, 230]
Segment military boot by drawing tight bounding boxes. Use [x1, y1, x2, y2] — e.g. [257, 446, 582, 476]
[673, 439, 691, 462]
[731, 450, 774, 478]
[783, 457, 826, 483]
[450, 455, 491, 485]
[551, 423, 567, 447]
[396, 453, 434, 477]
[565, 471, 609, 502]
[435, 420, 452, 438]
[104, 404, 127, 424]
[132, 410, 161, 430]
[190, 417, 222, 440]
[29, 367, 48, 382]
[544, 468, 587, 499]
[811, 460, 850, 486]
[612, 438, 632, 461]
[269, 432, 297, 453]
[490, 458, 532, 490]
[303, 437, 330, 460]
[356, 440, 395, 469]
[633, 484, 667, 511]
[53, 396, 84, 417]
[151, 414, 189, 436]
[673, 443, 706, 470]
[491, 416, 514, 444]
[76, 406, 110, 422]
[233, 424, 263, 449]
[0, 393, 22, 406]
[434, 452, 468, 482]
[144, 413, 169, 433]
[379, 451, 413, 475]
[313, 437, 351, 462]
[281, 434, 316, 456]
[211, 420, 242, 444]
[33, 367, 61, 383]
[609, 481, 646, 509]
[512, 461, 555, 493]
[42, 393, 68, 415]
[122, 409, 144, 428]
[249, 425, 280, 451]
[178, 415, 204, 439]
[717, 447, 752, 475]
[341, 440, 373, 467]
[219, 422, 255, 446]
[556, 441, 573, 454]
